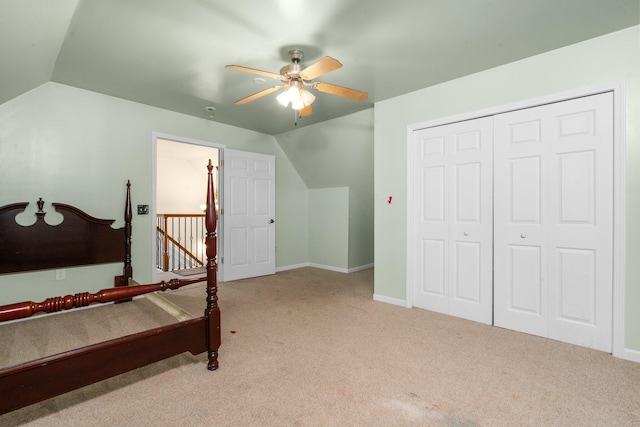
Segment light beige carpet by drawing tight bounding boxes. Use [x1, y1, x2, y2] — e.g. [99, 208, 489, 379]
[0, 297, 179, 370]
[1, 267, 639, 426]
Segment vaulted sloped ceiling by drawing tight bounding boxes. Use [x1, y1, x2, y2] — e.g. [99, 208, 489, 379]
[1, 0, 638, 135]
[0, 0, 77, 104]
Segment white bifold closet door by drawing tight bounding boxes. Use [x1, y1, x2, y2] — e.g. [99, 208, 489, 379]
[493, 92, 613, 352]
[412, 117, 493, 325]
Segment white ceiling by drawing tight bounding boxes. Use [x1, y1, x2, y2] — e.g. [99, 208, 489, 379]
[1, 0, 638, 135]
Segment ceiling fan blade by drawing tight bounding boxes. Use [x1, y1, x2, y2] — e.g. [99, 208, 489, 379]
[299, 105, 313, 117]
[235, 86, 283, 105]
[313, 82, 368, 102]
[299, 56, 342, 81]
[226, 65, 282, 80]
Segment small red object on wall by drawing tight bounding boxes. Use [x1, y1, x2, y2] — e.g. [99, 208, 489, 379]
[388, 196, 393, 204]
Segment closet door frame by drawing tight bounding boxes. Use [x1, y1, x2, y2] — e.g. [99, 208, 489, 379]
[406, 82, 627, 359]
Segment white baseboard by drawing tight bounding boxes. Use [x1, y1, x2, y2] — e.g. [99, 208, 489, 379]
[373, 293, 407, 307]
[276, 263, 311, 272]
[347, 263, 374, 273]
[308, 263, 348, 273]
[618, 347, 640, 363]
[276, 263, 374, 274]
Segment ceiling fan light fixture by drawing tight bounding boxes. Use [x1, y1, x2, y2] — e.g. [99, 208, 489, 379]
[291, 99, 305, 110]
[287, 84, 301, 102]
[276, 91, 290, 107]
[300, 89, 315, 106]
[291, 90, 315, 110]
[276, 82, 315, 110]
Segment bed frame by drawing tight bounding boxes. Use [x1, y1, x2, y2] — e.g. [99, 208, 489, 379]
[0, 160, 221, 415]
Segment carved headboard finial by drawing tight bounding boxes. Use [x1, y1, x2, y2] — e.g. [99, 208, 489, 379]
[36, 198, 46, 219]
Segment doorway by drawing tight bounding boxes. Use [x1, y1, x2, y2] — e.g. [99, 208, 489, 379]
[152, 134, 277, 283]
[153, 134, 222, 281]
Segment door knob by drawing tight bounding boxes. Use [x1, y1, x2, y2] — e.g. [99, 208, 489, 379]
[463, 231, 469, 236]
[269, 219, 275, 224]
[520, 233, 527, 239]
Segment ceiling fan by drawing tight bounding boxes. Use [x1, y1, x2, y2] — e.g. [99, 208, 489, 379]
[226, 49, 368, 117]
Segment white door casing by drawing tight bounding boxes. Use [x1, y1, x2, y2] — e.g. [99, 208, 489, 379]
[411, 117, 494, 325]
[222, 149, 276, 281]
[494, 92, 614, 352]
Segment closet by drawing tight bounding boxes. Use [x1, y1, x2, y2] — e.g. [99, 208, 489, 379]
[410, 92, 613, 352]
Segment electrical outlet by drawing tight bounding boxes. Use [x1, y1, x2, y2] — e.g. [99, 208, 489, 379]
[137, 205, 149, 215]
[56, 269, 66, 280]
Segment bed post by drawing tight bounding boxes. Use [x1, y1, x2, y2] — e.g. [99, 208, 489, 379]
[123, 180, 133, 283]
[115, 181, 133, 302]
[205, 159, 221, 370]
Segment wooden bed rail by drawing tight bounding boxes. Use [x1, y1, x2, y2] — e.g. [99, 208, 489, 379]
[0, 315, 209, 415]
[0, 277, 205, 323]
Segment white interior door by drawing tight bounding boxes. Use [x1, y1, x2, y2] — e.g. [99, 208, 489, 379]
[412, 117, 493, 325]
[494, 92, 613, 351]
[222, 149, 276, 281]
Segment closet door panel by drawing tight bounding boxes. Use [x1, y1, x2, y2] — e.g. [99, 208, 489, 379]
[509, 156, 541, 223]
[545, 94, 613, 352]
[449, 120, 493, 324]
[412, 118, 492, 324]
[495, 93, 613, 351]
[413, 134, 449, 314]
[508, 245, 543, 315]
[420, 239, 446, 297]
[452, 241, 481, 302]
[556, 248, 596, 323]
[494, 111, 547, 336]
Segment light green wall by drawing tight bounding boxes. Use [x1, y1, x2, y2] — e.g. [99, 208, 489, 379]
[0, 82, 309, 305]
[275, 109, 374, 192]
[275, 156, 310, 269]
[275, 108, 374, 269]
[306, 186, 374, 271]
[374, 27, 640, 350]
[348, 187, 374, 269]
[309, 187, 350, 269]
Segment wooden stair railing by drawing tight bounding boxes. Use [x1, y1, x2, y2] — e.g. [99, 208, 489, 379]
[156, 214, 206, 271]
[156, 226, 204, 271]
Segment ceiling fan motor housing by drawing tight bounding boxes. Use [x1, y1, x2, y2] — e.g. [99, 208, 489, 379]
[280, 63, 304, 77]
[280, 49, 306, 78]
[289, 49, 303, 62]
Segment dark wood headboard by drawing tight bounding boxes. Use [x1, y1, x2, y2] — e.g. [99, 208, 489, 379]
[0, 182, 132, 282]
